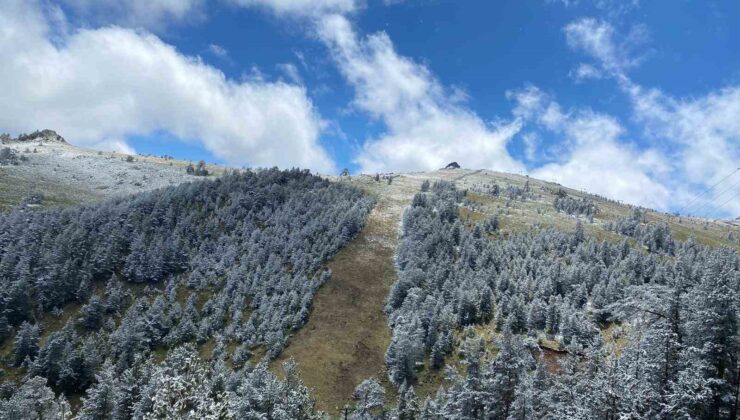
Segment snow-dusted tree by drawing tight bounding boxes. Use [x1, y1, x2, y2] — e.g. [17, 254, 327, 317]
[352, 378, 386, 419]
[80, 295, 105, 330]
[77, 363, 117, 419]
[395, 382, 419, 420]
[12, 321, 39, 367]
[0, 377, 71, 420]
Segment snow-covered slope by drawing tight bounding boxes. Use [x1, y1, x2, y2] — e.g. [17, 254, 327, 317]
[0, 130, 226, 211]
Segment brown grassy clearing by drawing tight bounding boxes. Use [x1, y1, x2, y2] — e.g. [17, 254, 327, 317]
[272, 190, 404, 414]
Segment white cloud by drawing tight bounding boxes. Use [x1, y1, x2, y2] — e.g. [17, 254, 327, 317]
[627, 84, 740, 216]
[0, 0, 335, 173]
[532, 136, 672, 211]
[540, 102, 568, 131]
[277, 62, 303, 84]
[548, 0, 641, 18]
[93, 138, 138, 155]
[509, 85, 547, 120]
[208, 43, 228, 58]
[565, 18, 625, 73]
[508, 86, 567, 130]
[61, 0, 205, 31]
[571, 63, 603, 82]
[317, 14, 525, 173]
[509, 87, 672, 209]
[522, 132, 538, 161]
[565, 17, 740, 216]
[564, 18, 648, 78]
[227, 0, 359, 17]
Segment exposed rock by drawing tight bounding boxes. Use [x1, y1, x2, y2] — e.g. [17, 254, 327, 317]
[443, 161, 460, 169]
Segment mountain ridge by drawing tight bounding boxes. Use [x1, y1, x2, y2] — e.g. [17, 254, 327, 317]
[1, 131, 736, 223]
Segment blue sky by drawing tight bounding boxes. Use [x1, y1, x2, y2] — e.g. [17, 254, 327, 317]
[1, 0, 738, 217]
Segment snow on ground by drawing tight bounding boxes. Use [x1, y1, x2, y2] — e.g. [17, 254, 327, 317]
[1, 135, 223, 206]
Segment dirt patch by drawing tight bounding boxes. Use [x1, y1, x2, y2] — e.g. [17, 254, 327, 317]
[539, 346, 567, 374]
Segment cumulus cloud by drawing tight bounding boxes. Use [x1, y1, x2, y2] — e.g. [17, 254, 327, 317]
[61, 0, 205, 31]
[0, 0, 334, 173]
[565, 17, 740, 216]
[537, 117, 671, 209]
[317, 14, 524, 173]
[532, 135, 672, 211]
[626, 84, 740, 216]
[509, 87, 672, 209]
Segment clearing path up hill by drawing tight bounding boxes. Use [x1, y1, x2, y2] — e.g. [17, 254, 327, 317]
[273, 173, 423, 414]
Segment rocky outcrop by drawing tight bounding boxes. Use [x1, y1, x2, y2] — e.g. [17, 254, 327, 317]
[16, 129, 66, 143]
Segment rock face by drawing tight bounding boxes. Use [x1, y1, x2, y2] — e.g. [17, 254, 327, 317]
[444, 161, 461, 169]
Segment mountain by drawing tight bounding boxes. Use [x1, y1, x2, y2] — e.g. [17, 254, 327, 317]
[0, 132, 738, 418]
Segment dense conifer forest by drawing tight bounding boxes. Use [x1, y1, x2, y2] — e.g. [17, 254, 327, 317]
[0, 169, 374, 418]
[375, 181, 739, 419]
[0, 170, 737, 419]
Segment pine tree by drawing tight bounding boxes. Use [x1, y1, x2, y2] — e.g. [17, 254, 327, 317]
[396, 382, 419, 420]
[0, 316, 9, 344]
[352, 378, 386, 419]
[386, 318, 424, 386]
[486, 321, 531, 418]
[80, 295, 105, 330]
[104, 275, 126, 314]
[574, 219, 585, 246]
[13, 321, 39, 367]
[78, 363, 117, 419]
[0, 377, 71, 420]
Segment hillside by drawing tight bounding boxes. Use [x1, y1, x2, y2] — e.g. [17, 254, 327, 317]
[0, 135, 738, 418]
[3, 134, 734, 246]
[280, 169, 739, 414]
[0, 130, 227, 212]
[0, 166, 375, 418]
